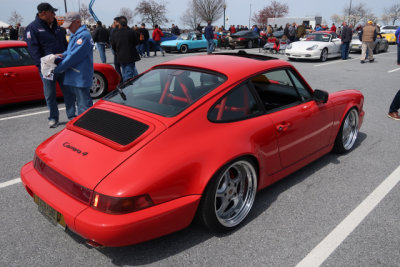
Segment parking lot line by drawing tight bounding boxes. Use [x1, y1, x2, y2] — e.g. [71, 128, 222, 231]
[0, 107, 65, 121]
[314, 51, 396, 67]
[0, 177, 21, 189]
[296, 165, 400, 267]
[388, 68, 400, 73]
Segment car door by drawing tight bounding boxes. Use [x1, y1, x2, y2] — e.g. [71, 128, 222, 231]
[329, 34, 341, 56]
[190, 33, 206, 49]
[0, 46, 42, 100]
[250, 68, 334, 168]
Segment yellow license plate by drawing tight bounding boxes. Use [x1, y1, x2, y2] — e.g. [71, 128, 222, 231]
[34, 195, 66, 227]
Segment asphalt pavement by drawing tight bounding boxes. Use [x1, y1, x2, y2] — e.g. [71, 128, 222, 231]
[1, 45, 400, 266]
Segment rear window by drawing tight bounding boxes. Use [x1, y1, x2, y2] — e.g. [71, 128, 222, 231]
[105, 68, 226, 117]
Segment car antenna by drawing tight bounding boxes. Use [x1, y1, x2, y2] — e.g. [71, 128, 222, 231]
[117, 84, 127, 101]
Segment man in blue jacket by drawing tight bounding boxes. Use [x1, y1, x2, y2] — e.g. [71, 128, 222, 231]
[25, 2, 76, 128]
[205, 20, 214, 54]
[395, 26, 400, 65]
[55, 12, 94, 115]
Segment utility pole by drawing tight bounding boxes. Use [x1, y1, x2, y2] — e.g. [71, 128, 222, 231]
[249, 4, 251, 29]
[348, 0, 352, 24]
[64, 0, 67, 13]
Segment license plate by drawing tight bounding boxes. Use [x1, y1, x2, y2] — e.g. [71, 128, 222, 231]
[34, 195, 66, 227]
[352, 45, 358, 48]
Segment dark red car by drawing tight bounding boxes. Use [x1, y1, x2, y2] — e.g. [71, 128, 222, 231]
[0, 41, 120, 105]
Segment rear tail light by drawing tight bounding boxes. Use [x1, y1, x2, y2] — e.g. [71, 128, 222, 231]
[91, 193, 154, 214]
[238, 37, 245, 41]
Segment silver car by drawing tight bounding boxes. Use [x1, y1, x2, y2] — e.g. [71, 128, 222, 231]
[350, 33, 389, 54]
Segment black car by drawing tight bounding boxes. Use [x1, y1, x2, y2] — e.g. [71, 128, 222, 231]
[229, 30, 260, 49]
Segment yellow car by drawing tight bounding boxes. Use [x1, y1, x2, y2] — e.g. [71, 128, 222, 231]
[381, 32, 396, 44]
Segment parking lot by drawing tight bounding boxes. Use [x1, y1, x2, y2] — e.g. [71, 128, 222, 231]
[1, 45, 400, 266]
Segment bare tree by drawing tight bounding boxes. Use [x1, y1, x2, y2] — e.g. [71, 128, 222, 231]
[8, 10, 23, 25]
[135, 0, 168, 28]
[383, 4, 400, 25]
[252, 1, 288, 26]
[193, 0, 226, 23]
[344, 2, 372, 26]
[119, 7, 134, 25]
[381, 14, 390, 25]
[80, 4, 95, 25]
[330, 14, 345, 25]
[181, 0, 202, 30]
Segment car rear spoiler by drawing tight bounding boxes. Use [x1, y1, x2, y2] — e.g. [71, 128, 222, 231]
[214, 50, 276, 61]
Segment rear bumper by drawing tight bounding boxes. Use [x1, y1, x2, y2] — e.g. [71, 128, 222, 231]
[21, 161, 201, 247]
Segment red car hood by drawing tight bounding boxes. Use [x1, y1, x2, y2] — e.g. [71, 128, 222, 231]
[35, 101, 167, 190]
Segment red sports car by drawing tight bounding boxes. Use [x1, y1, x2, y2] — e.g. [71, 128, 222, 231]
[0, 41, 120, 105]
[21, 51, 364, 247]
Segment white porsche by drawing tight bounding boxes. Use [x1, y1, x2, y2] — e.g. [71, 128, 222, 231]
[285, 31, 342, 62]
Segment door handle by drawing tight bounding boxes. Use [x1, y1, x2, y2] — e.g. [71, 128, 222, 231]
[302, 104, 312, 111]
[276, 122, 291, 132]
[3, 72, 16, 77]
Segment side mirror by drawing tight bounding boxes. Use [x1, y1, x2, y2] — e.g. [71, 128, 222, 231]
[314, 89, 329, 103]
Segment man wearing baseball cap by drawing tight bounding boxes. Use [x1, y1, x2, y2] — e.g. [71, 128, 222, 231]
[25, 3, 76, 128]
[54, 12, 94, 115]
[359, 20, 377, 64]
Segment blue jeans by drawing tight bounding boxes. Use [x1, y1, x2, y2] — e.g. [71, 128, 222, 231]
[341, 42, 350, 59]
[69, 86, 93, 115]
[140, 40, 150, 56]
[121, 62, 138, 82]
[154, 41, 163, 55]
[96, 43, 107, 63]
[40, 72, 76, 121]
[207, 39, 214, 54]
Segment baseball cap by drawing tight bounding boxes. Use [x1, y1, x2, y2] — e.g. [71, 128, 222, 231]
[368, 21, 373, 25]
[62, 12, 80, 28]
[37, 3, 58, 13]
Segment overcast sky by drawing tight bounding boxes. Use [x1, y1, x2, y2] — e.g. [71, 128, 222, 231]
[1, 0, 399, 27]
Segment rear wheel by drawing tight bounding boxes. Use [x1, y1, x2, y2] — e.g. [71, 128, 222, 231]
[180, 45, 188, 53]
[333, 108, 359, 153]
[198, 158, 258, 232]
[247, 40, 253, 49]
[320, 48, 328, 62]
[91, 72, 107, 98]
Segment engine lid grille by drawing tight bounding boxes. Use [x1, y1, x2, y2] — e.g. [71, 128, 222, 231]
[73, 108, 150, 146]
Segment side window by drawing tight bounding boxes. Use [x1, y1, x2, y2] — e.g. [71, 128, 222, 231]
[250, 69, 302, 111]
[0, 48, 13, 68]
[287, 70, 312, 100]
[3, 47, 35, 67]
[208, 83, 262, 122]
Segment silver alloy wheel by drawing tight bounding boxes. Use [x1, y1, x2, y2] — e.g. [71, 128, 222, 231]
[342, 109, 359, 150]
[91, 72, 106, 98]
[248, 40, 253, 48]
[214, 160, 257, 228]
[320, 48, 328, 62]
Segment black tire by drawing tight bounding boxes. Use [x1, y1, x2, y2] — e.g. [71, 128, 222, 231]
[230, 46, 235, 50]
[91, 72, 108, 98]
[197, 158, 258, 232]
[320, 48, 328, 62]
[180, 45, 188, 53]
[247, 40, 253, 49]
[333, 108, 359, 154]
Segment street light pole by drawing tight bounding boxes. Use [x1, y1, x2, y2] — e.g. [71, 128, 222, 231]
[223, 4, 226, 30]
[64, 0, 68, 13]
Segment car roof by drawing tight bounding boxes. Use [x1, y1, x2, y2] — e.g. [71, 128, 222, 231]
[0, 41, 27, 48]
[153, 52, 290, 80]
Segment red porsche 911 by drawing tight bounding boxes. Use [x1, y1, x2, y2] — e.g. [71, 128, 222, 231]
[0, 41, 120, 105]
[21, 51, 364, 247]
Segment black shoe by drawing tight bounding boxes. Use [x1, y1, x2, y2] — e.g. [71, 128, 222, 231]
[369, 59, 374, 63]
[360, 60, 365, 64]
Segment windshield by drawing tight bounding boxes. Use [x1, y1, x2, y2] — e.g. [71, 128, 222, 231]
[105, 68, 226, 117]
[304, 33, 331, 42]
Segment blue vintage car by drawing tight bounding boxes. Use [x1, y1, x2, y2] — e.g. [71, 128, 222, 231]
[161, 32, 218, 53]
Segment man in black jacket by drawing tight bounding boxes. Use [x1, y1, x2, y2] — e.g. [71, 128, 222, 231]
[138, 23, 150, 57]
[92, 21, 109, 63]
[111, 16, 140, 82]
[341, 21, 352, 60]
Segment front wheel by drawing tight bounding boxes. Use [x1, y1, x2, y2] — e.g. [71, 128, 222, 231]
[180, 45, 188, 53]
[320, 48, 328, 62]
[91, 72, 107, 98]
[333, 108, 359, 153]
[197, 158, 258, 232]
